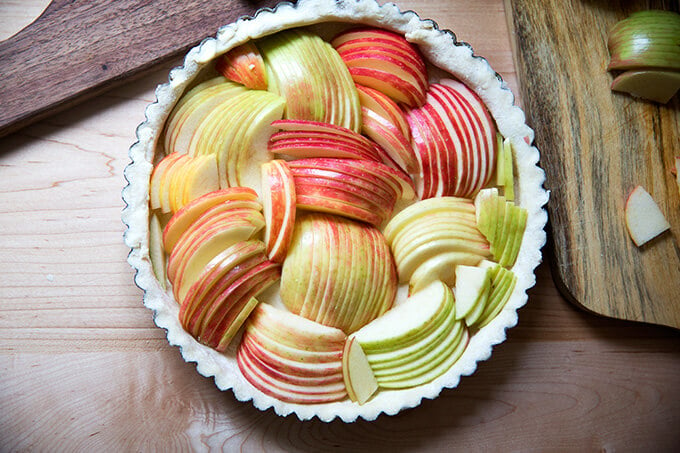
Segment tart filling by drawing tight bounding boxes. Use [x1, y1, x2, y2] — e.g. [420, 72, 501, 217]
[122, 0, 548, 422]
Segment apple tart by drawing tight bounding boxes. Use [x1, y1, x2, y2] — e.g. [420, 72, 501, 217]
[123, 0, 548, 421]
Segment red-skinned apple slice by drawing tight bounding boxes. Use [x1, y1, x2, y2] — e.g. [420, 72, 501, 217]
[356, 84, 410, 138]
[361, 107, 417, 174]
[295, 191, 384, 227]
[182, 250, 267, 336]
[261, 160, 296, 263]
[214, 41, 268, 90]
[269, 138, 381, 161]
[163, 187, 258, 253]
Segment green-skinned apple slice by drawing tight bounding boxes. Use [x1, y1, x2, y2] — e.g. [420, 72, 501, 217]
[378, 328, 469, 389]
[369, 291, 456, 370]
[166, 81, 247, 155]
[342, 336, 378, 404]
[353, 281, 449, 351]
[258, 29, 361, 132]
[502, 137, 515, 201]
[454, 264, 491, 324]
[474, 261, 518, 328]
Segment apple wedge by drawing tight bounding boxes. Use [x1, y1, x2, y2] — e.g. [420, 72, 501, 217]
[624, 185, 671, 247]
[149, 213, 167, 289]
[610, 70, 680, 104]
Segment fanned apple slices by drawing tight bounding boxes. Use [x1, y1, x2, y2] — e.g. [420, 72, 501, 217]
[238, 303, 347, 404]
[280, 213, 398, 334]
[146, 23, 534, 407]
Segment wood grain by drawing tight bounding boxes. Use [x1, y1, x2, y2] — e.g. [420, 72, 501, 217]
[1, 1, 679, 450]
[0, 0, 281, 138]
[506, 0, 680, 329]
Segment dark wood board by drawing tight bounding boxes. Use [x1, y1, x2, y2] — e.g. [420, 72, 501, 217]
[0, 0, 282, 138]
[506, 0, 680, 329]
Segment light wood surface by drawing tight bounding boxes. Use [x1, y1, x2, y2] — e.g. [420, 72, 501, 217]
[507, 0, 680, 330]
[1, 1, 679, 451]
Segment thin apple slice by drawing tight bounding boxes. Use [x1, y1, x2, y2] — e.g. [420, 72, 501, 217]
[261, 160, 296, 263]
[214, 42, 268, 90]
[454, 265, 491, 323]
[611, 70, 680, 104]
[356, 84, 410, 139]
[502, 138, 515, 201]
[342, 336, 378, 404]
[149, 152, 181, 211]
[149, 213, 167, 289]
[361, 107, 417, 173]
[353, 281, 448, 350]
[625, 185, 671, 247]
[476, 264, 518, 328]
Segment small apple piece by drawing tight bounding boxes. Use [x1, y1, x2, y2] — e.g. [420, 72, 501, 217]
[625, 185, 671, 247]
[215, 42, 268, 90]
[610, 70, 680, 104]
[475, 261, 518, 328]
[149, 213, 167, 289]
[342, 336, 378, 404]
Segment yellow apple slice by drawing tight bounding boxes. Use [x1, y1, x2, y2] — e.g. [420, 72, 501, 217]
[149, 213, 166, 290]
[611, 70, 680, 104]
[342, 336, 378, 404]
[502, 137, 515, 201]
[624, 185, 671, 246]
[181, 154, 220, 207]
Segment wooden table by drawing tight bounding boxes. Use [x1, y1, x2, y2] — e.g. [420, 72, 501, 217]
[1, 1, 678, 450]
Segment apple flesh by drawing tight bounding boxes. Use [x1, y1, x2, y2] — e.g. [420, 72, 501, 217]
[472, 261, 518, 328]
[624, 185, 671, 247]
[453, 265, 491, 325]
[214, 41, 268, 90]
[149, 213, 167, 290]
[610, 70, 680, 104]
[342, 336, 378, 404]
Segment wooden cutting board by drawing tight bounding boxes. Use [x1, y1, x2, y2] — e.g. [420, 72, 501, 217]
[0, 0, 280, 137]
[506, 0, 680, 329]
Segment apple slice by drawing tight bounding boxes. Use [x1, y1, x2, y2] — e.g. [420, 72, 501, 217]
[342, 336, 379, 404]
[149, 152, 181, 211]
[502, 137, 515, 201]
[180, 154, 220, 208]
[214, 41, 268, 90]
[261, 160, 296, 263]
[149, 213, 167, 290]
[475, 262, 518, 328]
[454, 265, 491, 324]
[610, 70, 680, 104]
[625, 185, 671, 247]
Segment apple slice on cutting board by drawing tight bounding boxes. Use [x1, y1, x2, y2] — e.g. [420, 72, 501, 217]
[624, 185, 671, 247]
